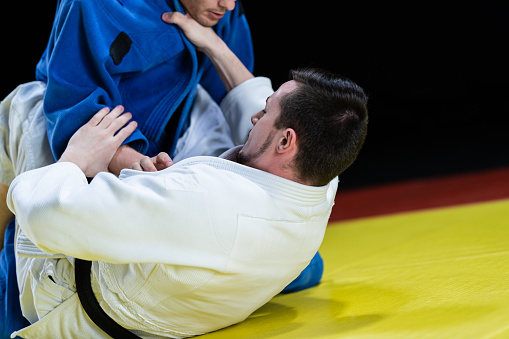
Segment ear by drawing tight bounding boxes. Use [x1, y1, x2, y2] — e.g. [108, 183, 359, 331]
[276, 128, 297, 154]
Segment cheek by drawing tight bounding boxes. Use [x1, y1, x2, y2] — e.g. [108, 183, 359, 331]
[248, 125, 262, 142]
[244, 133, 255, 148]
[244, 130, 261, 151]
[183, 1, 201, 18]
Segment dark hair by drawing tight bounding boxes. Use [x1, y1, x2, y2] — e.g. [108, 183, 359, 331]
[275, 68, 368, 186]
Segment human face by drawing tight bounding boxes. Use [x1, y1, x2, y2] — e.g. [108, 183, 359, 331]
[237, 80, 299, 168]
[179, 0, 236, 27]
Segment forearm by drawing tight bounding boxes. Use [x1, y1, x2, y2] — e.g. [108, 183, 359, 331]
[162, 12, 254, 92]
[7, 161, 209, 264]
[202, 36, 254, 92]
[7, 162, 136, 261]
[108, 144, 145, 176]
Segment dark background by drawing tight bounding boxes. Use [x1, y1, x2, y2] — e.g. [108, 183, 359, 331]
[2, 2, 508, 190]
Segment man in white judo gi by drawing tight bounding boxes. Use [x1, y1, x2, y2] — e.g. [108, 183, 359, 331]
[5, 13, 368, 338]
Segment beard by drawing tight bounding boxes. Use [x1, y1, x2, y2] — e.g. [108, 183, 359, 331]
[237, 130, 276, 166]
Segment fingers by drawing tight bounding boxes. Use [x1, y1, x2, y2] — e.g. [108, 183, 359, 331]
[140, 156, 157, 172]
[131, 153, 173, 172]
[154, 152, 174, 170]
[99, 105, 125, 127]
[114, 120, 138, 145]
[131, 162, 143, 171]
[88, 107, 111, 126]
[161, 12, 174, 24]
[162, 12, 195, 33]
[108, 110, 133, 133]
[162, 12, 186, 25]
[89, 105, 125, 128]
[91, 105, 137, 144]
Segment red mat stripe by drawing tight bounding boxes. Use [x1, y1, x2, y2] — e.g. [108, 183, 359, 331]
[330, 167, 509, 222]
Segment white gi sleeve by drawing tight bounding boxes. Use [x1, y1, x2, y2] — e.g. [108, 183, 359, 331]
[220, 77, 274, 145]
[6, 162, 226, 267]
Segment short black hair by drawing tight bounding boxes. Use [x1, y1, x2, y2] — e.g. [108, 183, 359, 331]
[275, 68, 368, 186]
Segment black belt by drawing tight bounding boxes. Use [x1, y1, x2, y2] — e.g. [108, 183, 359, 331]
[75, 259, 141, 339]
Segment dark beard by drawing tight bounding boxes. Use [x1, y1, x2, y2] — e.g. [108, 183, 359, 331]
[237, 130, 276, 166]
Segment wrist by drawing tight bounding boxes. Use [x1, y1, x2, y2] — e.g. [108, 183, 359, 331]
[58, 151, 87, 174]
[108, 144, 144, 176]
[201, 34, 228, 58]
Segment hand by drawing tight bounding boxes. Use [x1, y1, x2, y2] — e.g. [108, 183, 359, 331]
[108, 144, 145, 176]
[131, 152, 174, 172]
[162, 11, 253, 92]
[162, 12, 220, 53]
[58, 106, 137, 177]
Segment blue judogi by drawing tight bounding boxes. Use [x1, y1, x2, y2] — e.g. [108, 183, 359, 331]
[36, 0, 254, 159]
[0, 220, 28, 339]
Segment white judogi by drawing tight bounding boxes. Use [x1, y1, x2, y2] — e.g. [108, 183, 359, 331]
[3, 78, 338, 338]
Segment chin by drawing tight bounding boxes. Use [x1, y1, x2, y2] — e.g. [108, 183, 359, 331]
[219, 145, 243, 162]
[195, 14, 219, 27]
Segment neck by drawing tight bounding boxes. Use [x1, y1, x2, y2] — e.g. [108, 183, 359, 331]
[220, 146, 311, 186]
[269, 166, 309, 186]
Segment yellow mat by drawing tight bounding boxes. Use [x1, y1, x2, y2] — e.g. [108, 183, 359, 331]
[201, 198, 509, 338]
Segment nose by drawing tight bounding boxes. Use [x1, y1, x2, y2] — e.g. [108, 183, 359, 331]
[218, 0, 236, 11]
[251, 110, 262, 126]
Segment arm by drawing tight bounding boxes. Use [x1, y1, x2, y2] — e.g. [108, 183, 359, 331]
[58, 106, 137, 178]
[6, 105, 144, 260]
[163, 12, 274, 145]
[199, 5, 255, 103]
[38, 1, 148, 169]
[108, 145, 145, 176]
[162, 12, 254, 92]
[7, 161, 215, 264]
[6, 109, 212, 264]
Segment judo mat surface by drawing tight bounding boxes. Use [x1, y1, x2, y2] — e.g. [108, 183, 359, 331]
[202, 167, 509, 338]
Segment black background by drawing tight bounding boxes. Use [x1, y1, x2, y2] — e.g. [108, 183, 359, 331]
[2, 2, 508, 189]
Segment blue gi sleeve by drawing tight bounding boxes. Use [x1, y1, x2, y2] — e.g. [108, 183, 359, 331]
[36, 0, 148, 160]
